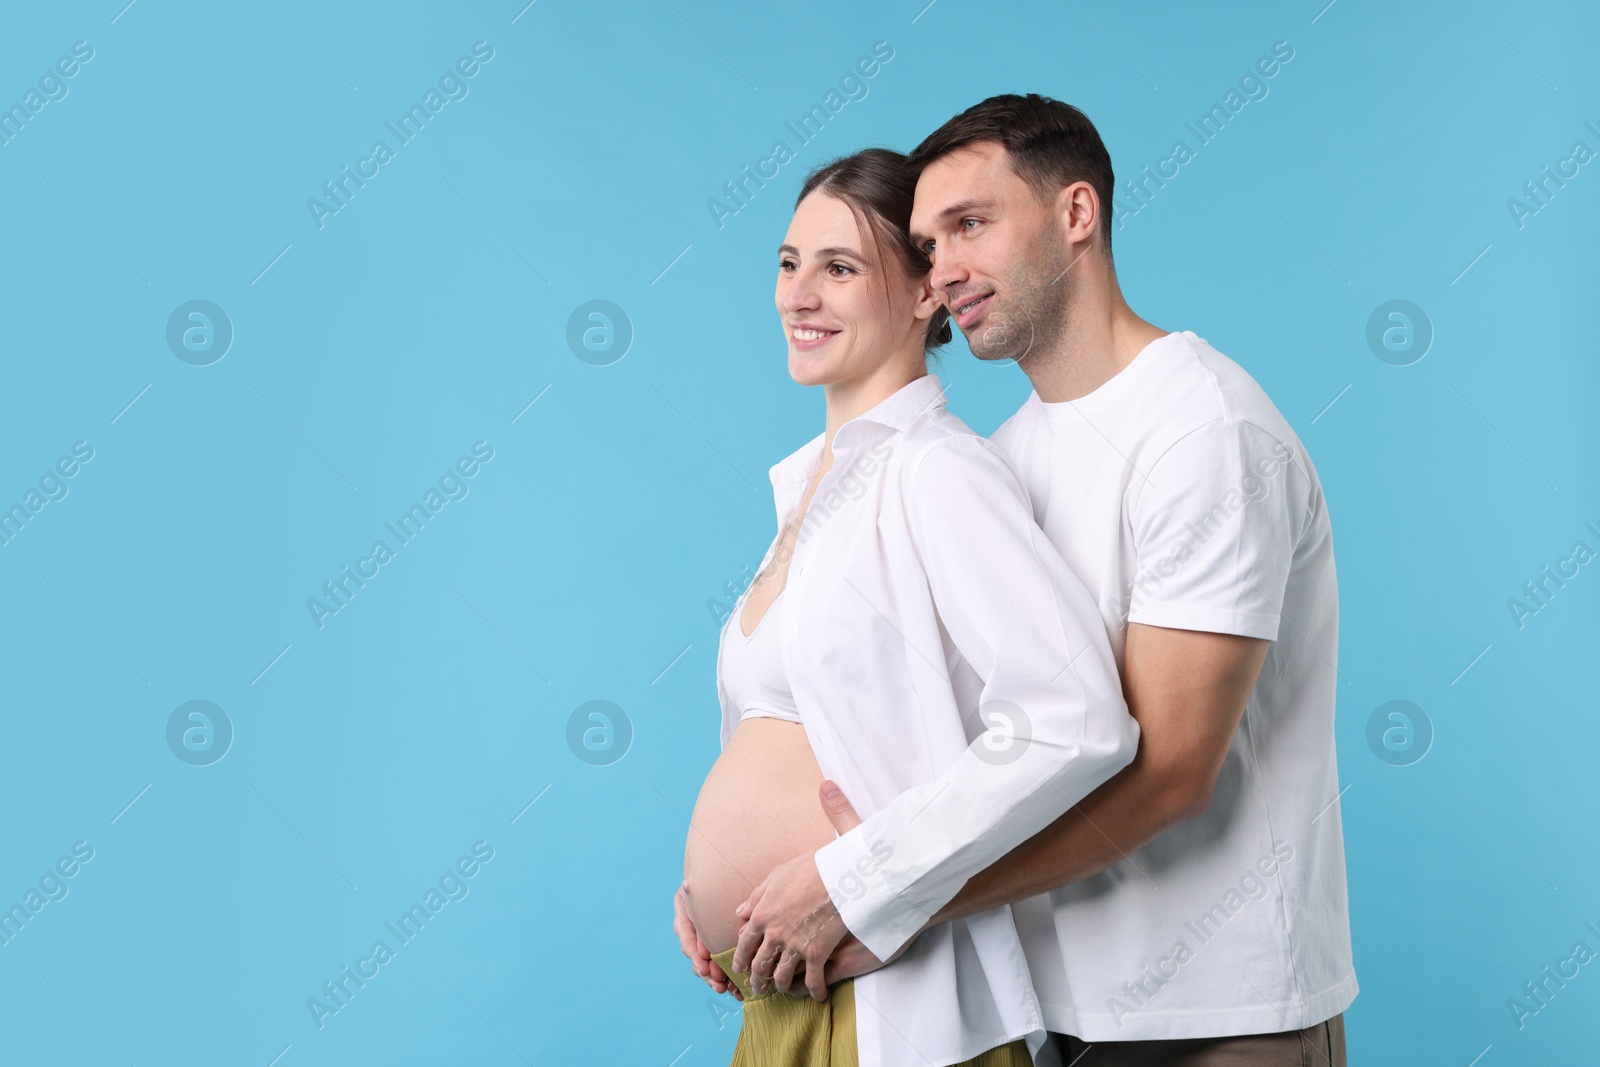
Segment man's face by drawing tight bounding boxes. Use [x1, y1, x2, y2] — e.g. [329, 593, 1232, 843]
[909, 141, 1073, 365]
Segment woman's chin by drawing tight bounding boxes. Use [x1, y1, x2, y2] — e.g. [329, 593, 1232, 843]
[787, 357, 831, 387]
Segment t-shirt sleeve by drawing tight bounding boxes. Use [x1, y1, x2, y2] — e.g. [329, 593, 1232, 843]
[1124, 419, 1308, 640]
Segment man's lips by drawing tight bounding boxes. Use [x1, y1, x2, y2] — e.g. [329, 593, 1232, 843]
[788, 324, 839, 351]
[952, 292, 993, 329]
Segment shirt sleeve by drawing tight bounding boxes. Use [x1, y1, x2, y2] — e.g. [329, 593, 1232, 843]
[1123, 419, 1308, 640]
[811, 433, 1140, 961]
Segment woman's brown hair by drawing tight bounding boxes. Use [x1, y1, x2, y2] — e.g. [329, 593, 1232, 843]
[794, 148, 953, 354]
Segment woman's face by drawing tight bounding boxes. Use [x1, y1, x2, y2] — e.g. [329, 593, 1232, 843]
[775, 190, 933, 389]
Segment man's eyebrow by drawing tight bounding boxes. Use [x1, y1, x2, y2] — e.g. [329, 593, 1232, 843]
[910, 199, 996, 243]
[935, 199, 995, 222]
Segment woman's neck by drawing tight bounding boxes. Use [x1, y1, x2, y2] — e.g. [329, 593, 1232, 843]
[819, 354, 924, 466]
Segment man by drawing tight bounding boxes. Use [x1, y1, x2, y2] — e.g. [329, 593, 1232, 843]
[685, 94, 1355, 1065]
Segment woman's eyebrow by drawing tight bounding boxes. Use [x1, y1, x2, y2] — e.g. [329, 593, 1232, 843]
[777, 244, 866, 260]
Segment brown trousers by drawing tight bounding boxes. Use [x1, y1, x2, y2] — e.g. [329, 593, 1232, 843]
[1054, 1014, 1345, 1066]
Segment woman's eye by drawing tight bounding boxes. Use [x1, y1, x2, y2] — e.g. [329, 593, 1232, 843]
[779, 258, 796, 271]
[828, 262, 853, 276]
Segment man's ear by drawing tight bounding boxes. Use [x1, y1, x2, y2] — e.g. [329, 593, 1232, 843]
[1055, 180, 1100, 246]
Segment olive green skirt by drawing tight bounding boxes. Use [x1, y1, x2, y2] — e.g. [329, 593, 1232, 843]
[709, 947, 1032, 1067]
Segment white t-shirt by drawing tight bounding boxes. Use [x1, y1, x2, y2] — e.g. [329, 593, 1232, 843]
[989, 329, 1357, 1041]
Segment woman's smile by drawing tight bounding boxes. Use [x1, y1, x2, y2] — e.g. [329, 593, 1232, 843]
[788, 322, 841, 350]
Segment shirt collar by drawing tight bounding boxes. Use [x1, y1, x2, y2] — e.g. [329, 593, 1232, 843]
[768, 372, 947, 488]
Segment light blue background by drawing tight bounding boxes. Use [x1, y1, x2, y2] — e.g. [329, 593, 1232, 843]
[1, 1, 1596, 1064]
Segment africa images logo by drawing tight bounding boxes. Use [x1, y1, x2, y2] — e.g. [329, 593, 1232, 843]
[705, 41, 895, 231]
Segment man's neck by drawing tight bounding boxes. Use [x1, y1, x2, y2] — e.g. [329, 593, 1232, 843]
[1023, 284, 1168, 403]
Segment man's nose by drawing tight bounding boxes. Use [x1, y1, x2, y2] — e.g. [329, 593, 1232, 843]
[929, 250, 966, 295]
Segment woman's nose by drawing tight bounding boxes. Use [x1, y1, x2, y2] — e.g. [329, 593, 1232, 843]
[780, 275, 821, 313]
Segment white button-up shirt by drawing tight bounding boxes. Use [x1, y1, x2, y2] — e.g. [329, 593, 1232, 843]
[715, 372, 1139, 1067]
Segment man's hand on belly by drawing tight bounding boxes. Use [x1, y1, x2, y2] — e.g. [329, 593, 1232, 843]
[813, 782, 904, 984]
[822, 931, 896, 984]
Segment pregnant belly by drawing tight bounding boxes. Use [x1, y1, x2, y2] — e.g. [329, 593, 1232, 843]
[684, 717, 838, 953]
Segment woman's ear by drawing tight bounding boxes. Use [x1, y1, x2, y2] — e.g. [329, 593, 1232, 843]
[912, 275, 942, 325]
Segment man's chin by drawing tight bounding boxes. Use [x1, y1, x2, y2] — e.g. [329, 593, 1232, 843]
[961, 334, 1026, 364]
[962, 306, 1037, 365]
[966, 342, 1019, 363]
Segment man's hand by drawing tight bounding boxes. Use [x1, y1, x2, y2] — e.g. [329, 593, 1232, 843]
[674, 881, 742, 1001]
[808, 781, 899, 984]
[730, 780, 863, 1002]
[822, 930, 901, 984]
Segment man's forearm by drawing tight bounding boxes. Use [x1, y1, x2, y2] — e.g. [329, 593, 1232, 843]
[930, 754, 1190, 924]
[814, 699, 1137, 962]
[931, 625, 1268, 925]
[812, 757, 1193, 989]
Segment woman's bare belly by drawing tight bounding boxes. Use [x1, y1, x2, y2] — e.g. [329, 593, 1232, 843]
[684, 717, 837, 953]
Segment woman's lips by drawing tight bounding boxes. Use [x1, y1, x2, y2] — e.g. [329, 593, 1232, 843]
[789, 326, 839, 351]
[953, 292, 993, 329]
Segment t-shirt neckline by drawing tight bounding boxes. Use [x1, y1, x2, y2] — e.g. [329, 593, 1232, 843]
[1035, 330, 1190, 418]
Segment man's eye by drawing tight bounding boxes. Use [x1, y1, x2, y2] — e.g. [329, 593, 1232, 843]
[922, 240, 936, 255]
[962, 218, 980, 231]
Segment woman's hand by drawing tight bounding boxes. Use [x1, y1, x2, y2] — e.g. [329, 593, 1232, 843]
[729, 778, 880, 1002]
[674, 881, 743, 1000]
[731, 853, 850, 1002]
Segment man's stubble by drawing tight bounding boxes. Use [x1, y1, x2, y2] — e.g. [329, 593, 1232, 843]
[965, 221, 1074, 372]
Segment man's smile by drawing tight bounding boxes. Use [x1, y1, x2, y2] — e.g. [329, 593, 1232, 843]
[952, 291, 994, 328]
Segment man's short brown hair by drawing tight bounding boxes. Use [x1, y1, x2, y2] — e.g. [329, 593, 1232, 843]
[908, 93, 1117, 259]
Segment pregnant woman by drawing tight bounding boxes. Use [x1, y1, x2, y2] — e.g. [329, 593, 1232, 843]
[675, 149, 1138, 1067]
